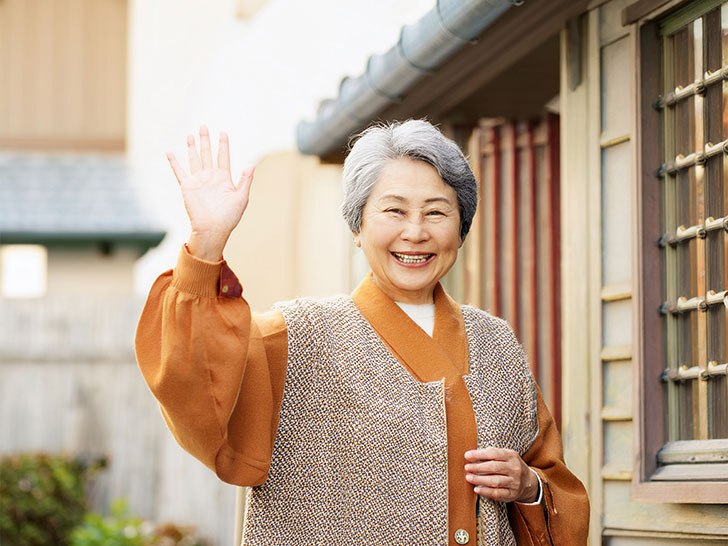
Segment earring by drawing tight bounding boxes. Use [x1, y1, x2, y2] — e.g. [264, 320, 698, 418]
[353, 237, 361, 247]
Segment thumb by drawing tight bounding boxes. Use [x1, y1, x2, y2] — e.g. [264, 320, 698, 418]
[237, 165, 255, 198]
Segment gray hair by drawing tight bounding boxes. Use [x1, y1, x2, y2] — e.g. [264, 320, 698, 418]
[341, 119, 478, 241]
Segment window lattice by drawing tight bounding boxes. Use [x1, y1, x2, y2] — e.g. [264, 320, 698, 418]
[658, 2, 728, 442]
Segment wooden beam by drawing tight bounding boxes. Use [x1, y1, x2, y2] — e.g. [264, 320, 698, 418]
[528, 120, 540, 382]
[633, 16, 665, 485]
[547, 113, 562, 430]
[602, 345, 633, 361]
[510, 121, 520, 338]
[493, 126, 502, 317]
[601, 283, 633, 301]
[623, 0, 674, 25]
[559, 11, 594, 506]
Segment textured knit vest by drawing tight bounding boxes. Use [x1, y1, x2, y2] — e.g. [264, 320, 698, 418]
[242, 296, 538, 546]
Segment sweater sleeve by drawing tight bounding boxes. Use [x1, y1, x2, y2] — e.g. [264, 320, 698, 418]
[135, 246, 288, 487]
[508, 387, 590, 545]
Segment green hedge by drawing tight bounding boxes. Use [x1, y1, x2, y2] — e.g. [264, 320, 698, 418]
[1, 453, 211, 546]
[0, 453, 105, 546]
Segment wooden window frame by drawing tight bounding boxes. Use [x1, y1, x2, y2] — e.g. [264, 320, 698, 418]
[632, 0, 728, 503]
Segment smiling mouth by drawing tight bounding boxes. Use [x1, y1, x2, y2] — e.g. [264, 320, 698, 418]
[392, 252, 435, 264]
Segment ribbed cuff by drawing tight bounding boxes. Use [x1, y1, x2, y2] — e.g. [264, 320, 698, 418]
[171, 245, 224, 298]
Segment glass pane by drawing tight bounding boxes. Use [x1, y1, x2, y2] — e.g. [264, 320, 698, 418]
[705, 81, 723, 145]
[673, 26, 695, 88]
[707, 305, 726, 366]
[705, 156, 724, 219]
[674, 96, 695, 158]
[676, 308, 697, 368]
[705, 7, 723, 73]
[678, 379, 697, 439]
[707, 230, 726, 292]
[709, 374, 728, 438]
[676, 235, 699, 297]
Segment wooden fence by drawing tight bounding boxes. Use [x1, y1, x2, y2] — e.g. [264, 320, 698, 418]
[0, 297, 237, 545]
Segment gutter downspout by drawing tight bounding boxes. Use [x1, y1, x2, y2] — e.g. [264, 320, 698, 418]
[296, 0, 526, 158]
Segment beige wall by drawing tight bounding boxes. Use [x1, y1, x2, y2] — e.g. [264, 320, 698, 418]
[47, 247, 137, 297]
[224, 151, 349, 312]
[0, 0, 127, 150]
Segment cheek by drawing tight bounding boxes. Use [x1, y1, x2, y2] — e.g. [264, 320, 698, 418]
[436, 227, 462, 251]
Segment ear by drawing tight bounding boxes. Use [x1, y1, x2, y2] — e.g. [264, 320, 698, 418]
[352, 232, 361, 248]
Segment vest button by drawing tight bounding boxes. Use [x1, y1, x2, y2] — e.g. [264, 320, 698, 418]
[454, 529, 470, 544]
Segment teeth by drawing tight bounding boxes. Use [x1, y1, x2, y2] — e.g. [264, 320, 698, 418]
[393, 252, 431, 264]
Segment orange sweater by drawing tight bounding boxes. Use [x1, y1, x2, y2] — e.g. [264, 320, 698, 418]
[135, 247, 589, 545]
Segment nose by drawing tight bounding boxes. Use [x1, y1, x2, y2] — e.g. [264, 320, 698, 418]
[400, 215, 430, 242]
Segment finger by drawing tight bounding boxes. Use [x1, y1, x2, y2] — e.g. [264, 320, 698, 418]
[218, 132, 231, 172]
[464, 460, 510, 476]
[187, 134, 202, 174]
[199, 125, 213, 169]
[466, 473, 512, 489]
[475, 486, 514, 502]
[166, 152, 188, 185]
[236, 165, 255, 199]
[464, 447, 512, 462]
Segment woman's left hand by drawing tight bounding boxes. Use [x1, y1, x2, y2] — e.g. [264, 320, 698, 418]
[464, 447, 539, 503]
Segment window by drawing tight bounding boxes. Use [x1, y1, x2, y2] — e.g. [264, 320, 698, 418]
[634, 0, 728, 502]
[0, 245, 47, 298]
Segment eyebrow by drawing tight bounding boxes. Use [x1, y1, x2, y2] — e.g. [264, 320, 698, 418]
[377, 194, 454, 206]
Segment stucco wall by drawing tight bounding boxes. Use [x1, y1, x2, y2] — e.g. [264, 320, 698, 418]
[224, 151, 347, 311]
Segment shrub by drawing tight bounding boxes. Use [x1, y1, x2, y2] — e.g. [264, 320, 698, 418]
[70, 500, 212, 546]
[69, 499, 147, 546]
[0, 453, 211, 546]
[0, 452, 105, 546]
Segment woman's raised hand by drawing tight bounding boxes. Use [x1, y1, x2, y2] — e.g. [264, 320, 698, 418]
[166, 126, 255, 261]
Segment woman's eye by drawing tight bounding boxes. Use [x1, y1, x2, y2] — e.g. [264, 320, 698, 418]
[386, 208, 404, 215]
[426, 210, 444, 216]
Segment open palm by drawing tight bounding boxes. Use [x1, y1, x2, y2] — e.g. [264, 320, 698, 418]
[167, 126, 254, 260]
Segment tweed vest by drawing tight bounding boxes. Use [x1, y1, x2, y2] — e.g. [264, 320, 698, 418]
[241, 296, 538, 546]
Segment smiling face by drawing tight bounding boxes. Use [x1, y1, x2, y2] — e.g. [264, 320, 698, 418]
[355, 157, 462, 304]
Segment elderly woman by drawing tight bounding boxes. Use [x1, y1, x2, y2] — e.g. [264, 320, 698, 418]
[136, 120, 589, 545]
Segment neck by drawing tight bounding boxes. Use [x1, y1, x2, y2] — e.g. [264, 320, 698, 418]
[370, 274, 435, 305]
